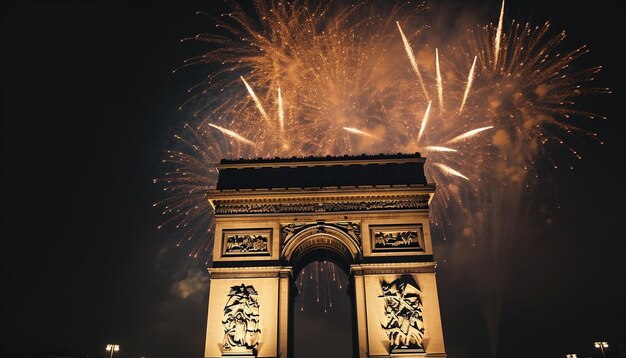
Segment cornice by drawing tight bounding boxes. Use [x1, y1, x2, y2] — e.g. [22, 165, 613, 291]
[209, 185, 435, 204]
[350, 262, 438, 275]
[208, 266, 292, 279]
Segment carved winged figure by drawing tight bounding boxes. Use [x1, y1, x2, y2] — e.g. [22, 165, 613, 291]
[222, 284, 261, 350]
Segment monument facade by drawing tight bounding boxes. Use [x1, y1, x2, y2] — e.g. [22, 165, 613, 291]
[204, 153, 446, 358]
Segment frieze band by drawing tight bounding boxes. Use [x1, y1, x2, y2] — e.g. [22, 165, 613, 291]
[214, 198, 429, 215]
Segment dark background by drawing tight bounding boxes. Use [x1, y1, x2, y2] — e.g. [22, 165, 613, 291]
[3, 1, 624, 358]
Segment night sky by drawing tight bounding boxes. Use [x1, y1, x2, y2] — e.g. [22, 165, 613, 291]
[2, 1, 624, 358]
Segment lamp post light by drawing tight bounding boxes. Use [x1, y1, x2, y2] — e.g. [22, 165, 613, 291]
[593, 341, 608, 358]
[106, 344, 120, 358]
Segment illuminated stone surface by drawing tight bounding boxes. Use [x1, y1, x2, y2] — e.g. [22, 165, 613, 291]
[204, 154, 446, 358]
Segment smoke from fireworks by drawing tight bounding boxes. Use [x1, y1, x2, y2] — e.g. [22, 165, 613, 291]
[155, 0, 608, 350]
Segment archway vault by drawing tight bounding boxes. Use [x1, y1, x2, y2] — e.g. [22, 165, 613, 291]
[203, 153, 446, 358]
[281, 221, 362, 275]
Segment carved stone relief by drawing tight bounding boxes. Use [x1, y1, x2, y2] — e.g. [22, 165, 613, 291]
[224, 235, 268, 254]
[222, 284, 261, 352]
[379, 278, 425, 352]
[371, 225, 424, 252]
[280, 221, 361, 244]
[222, 230, 271, 256]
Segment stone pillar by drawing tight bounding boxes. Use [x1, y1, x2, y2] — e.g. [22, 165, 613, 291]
[205, 267, 284, 358]
[277, 268, 292, 358]
[351, 267, 370, 358]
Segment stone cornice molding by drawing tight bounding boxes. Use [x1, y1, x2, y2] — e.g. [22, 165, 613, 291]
[209, 188, 433, 215]
[209, 184, 434, 201]
[350, 262, 438, 276]
[208, 266, 292, 279]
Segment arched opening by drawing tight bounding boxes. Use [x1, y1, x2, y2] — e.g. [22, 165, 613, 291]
[283, 227, 362, 358]
[292, 259, 353, 358]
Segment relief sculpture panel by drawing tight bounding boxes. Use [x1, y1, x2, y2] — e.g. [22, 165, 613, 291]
[379, 277, 425, 353]
[371, 224, 424, 252]
[222, 284, 261, 353]
[222, 229, 271, 256]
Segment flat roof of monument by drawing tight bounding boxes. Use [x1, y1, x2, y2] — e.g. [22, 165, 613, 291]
[215, 153, 429, 190]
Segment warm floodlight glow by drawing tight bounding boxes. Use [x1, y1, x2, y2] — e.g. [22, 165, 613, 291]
[106, 344, 120, 358]
[594, 341, 609, 358]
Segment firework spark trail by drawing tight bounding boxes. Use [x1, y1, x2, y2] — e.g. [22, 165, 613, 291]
[424, 146, 458, 152]
[459, 56, 477, 114]
[494, 0, 505, 69]
[397, 21, 429, 99]
[241, 76, 272, 124]
[299, 270, 306, 311]
[278, 86, 285, 132]
[446, 126, 494, 144]
[416, 101, 431, 146]
[343, 127, 381, 140]
[435, 48, 444, 112]
[432, 163, 469, 180]
[315, 262, 320, 303]
[208, 123, 255, 146]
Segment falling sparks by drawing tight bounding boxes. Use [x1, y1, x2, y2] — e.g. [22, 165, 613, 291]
[397, 21, 429, 99]
[208, 123, 255, 146]
[343, 127, 380, 140]
[432, 163, 469, 180]
[494, 0, 505, 69]
[241, 76, 271, 124]
[277, 86, 285, 132]
[446, 126, 494, 144]
[156, 0, 608, 280]
[416, 101, 431, 146]
[435, 48, 444, 112]
[459, 56, 477, 114]
[424, 146, 458, 153]
[296, 261, 346, 314]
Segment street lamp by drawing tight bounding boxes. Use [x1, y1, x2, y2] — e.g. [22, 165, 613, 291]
[566, 354, 577, 358]
[593, 341, 608, 358]
[106, 344, 120, 358]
